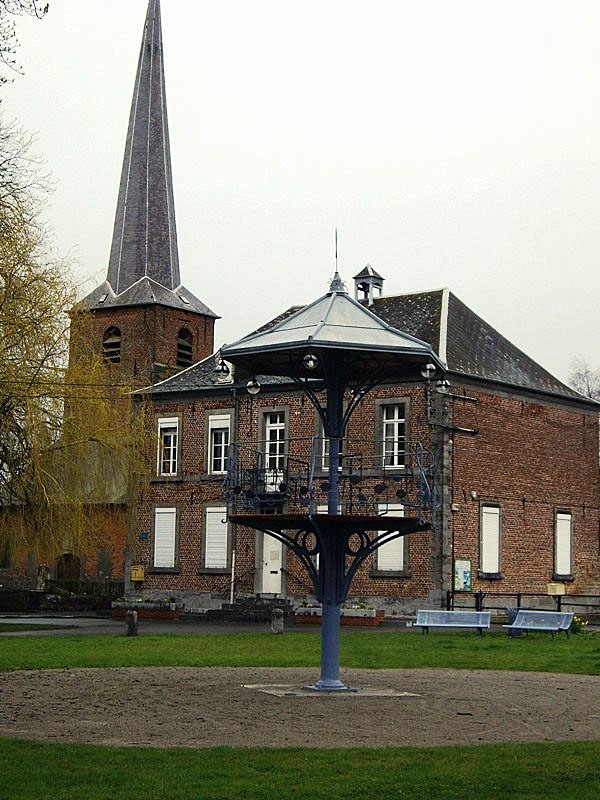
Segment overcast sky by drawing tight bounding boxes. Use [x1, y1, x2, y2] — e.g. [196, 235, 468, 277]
[5, 0, 600, 383]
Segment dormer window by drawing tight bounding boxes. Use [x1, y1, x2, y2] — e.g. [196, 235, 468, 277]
[177, 328, 193, 367]
[103, 327, 121, 364]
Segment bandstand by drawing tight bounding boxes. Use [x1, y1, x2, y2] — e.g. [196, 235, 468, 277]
[221, 273, 445, 691]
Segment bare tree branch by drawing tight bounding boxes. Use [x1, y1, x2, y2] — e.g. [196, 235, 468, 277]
[569, 359, 600, 401]
[0, 1, 48, 85]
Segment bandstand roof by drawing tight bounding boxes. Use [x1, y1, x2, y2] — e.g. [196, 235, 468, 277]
[221, 274, 445, 380]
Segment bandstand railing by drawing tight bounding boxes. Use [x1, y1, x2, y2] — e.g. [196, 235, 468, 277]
[223, 437, 436, 523]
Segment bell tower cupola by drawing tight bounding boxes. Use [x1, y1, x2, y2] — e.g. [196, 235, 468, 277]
[353, 264, 384, 306]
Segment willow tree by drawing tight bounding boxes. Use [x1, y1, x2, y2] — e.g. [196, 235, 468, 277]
[0, 228, 151, 567]
[0, 121, 151, 571]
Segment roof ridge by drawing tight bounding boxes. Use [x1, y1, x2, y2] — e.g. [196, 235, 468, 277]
[372, 287, 447, 301]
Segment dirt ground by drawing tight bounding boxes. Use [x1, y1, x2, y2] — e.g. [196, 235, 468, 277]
[1, 667, 599, 748]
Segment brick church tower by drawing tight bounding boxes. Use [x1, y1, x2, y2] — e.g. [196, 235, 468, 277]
[76, 0, 218, 386]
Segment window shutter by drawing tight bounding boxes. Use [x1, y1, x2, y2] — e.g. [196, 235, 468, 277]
[154, 508, 176, 568]
[555, 513, 572, 576]
[377, 504, 405, 571]
[481, 506, 500, 573]
[205, 507, 228, 568]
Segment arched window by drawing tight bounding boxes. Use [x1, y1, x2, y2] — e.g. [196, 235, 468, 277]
[102, 326, 121, 364]
[177, 328, 193, 367]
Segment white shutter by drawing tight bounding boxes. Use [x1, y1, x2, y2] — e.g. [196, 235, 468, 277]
[154, 508, 176, 568]
[481, 506, 500, 573]
[377, 504, 405, 571]
[555, 513, 572, 576]
[205, 507, 228, 568]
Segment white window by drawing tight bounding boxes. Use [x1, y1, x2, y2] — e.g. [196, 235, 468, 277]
[157, 417, 179, 476]
[376, 503, 405, 571]
[265, 412, 286, 469]
[480, 505, 501, 574]
[382, 403, 406, 468]
[205, 506, 228, 568]
[555, 512, 573, 577]
[264, 412, 286, 491]
[208, 414, 230, 474]
[153, 507, 177, 568]
[321, 431, 344, 471]
[318, 410, 344, 472]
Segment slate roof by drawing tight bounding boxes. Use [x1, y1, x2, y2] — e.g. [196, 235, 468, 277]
[78, 278, 217, 317]
[353, 264, 383, 280]
[146, 353, 292, 396]
[148, 287, 590, 404]
[371, 289, 584, 401]
[80, 0, 217, 318]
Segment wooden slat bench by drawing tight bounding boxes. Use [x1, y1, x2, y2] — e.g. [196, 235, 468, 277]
[414, 609, 491, 635]
[503, 609, 574, 637]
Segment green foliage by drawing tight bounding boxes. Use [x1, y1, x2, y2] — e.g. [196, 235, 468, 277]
[0, 115, 151, 570]
[0, 630, 598, 675]
[571, 615, 590, 634]
[0, 740, 599, 800]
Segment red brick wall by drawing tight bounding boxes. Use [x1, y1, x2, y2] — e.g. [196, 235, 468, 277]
[133, 379, 599, 606]
[134, 382, 444, 601]
[71, 305, 215, 386]
[451, 385, 599, 596]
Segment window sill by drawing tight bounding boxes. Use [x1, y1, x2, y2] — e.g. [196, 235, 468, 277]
[553, 574, 574, 583]
[151, 475, 183, 483]
[148, 567, 180, 574]
[370, 569, 411, 579]
[477, 571, 502, 580]
[198, 568, 230, 575]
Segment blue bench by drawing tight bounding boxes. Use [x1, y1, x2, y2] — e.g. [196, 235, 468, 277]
[503, 610, 574, 637]
[415, 609, 491, 635]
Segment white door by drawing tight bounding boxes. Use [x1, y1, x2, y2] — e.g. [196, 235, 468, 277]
[261, 534, 283, 594]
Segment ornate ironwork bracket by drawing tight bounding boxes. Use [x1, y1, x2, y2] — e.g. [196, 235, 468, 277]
[229, 513, 430, 605]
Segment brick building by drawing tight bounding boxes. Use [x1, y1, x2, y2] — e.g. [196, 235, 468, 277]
[132, 279, 599, 613]
[71, 0, 599, 611]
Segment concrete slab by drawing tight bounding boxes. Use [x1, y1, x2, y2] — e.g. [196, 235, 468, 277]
[242, 683, 421, 698]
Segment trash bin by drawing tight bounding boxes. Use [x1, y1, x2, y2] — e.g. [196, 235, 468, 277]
[506, 607, 522, 637]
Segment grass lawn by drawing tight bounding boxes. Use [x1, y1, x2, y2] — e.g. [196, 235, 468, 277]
[1, 739, 599, 800]
[2, 631, 598, 799]
[0, 630, 598, 674]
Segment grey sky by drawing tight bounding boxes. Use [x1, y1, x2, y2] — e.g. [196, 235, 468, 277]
[5, 0, 599, 383]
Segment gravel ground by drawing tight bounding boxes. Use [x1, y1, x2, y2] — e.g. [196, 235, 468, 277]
[1, 666, 599, 749]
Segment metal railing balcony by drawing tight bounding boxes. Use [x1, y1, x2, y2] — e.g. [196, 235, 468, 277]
[223, 437, 436, 523]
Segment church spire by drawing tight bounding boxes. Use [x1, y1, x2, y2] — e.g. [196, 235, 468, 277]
[107, 0, 179, 294]
[80, 0, 217, 320]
